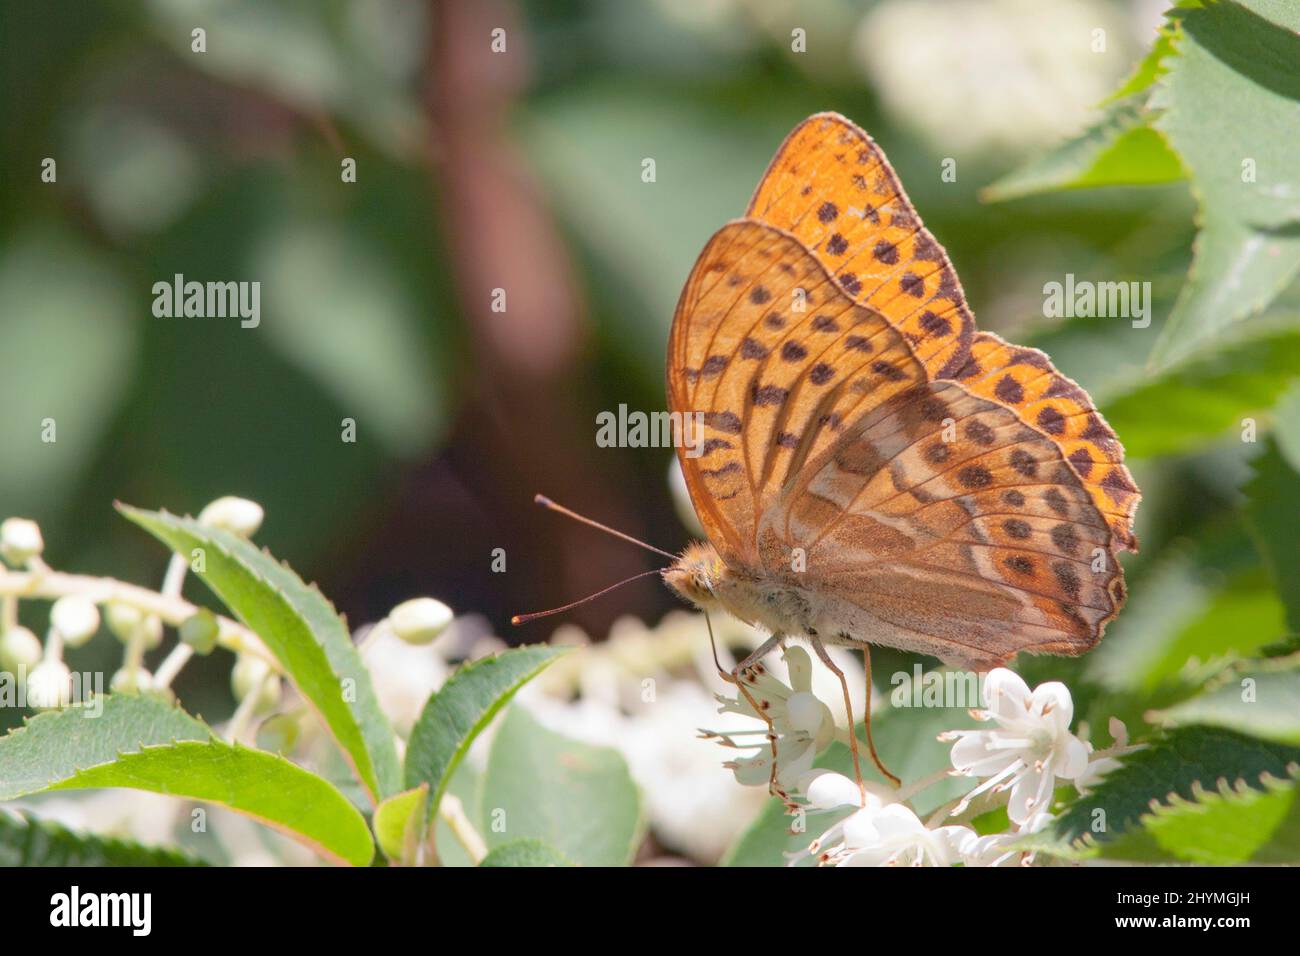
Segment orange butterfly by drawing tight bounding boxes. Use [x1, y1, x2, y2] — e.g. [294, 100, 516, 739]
[526, 113, 1140, 790]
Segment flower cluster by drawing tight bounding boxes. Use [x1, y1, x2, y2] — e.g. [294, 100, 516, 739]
[0, 498, 455, 742]
[708, 655, 1132, 867]
[1, 496, 469, 864]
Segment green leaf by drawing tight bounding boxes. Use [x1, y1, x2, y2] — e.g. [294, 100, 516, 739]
[255, 220, 447, 458]
[0, 696, 374, 866]
[0, 810, 206, 867]
[118, 506, 400, 802]
[1147, 0, 1300, 367]
[1085, 555, 1283, 693]
[62, 745, 373, 866]
[1273, 381, 1300, 471]
[1100, 323, 1300, 457]
[373, 785, 428, 865]
[479, 839, 575, 867]
[1244, 440, 1300, 633]
[1053, 726, 1300, 845]
[1048, 776, 1300, 864]
[405, 645, 571, 821]
[1140, 578, 1286, 689]
[142, 0, 425, 158]
[982, 96, 1182, 202]
[0, 230, 136, 517]
[1151, 668, 1300, 745]
[1136, 777, 1300, 864]
[1103, 14, 1182, 103]
[0, 693, 209, 799]
[480, 706, 642, 867]
[522, 92, 775, 362]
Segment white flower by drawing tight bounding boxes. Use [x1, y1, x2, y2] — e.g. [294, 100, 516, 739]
[854, 0, 1133, 155]
[0, 517, 43, 566]
[26, 659, 72, 709]
[1074, 716, 1128, 794]
[797, 776, 974, 867]
[50, 597, 100, 648]
[515, 612, 772, 863]
[712, 645, 836, 793]
[361, 622, 450, 735]
[387, 597, 454, 646]
[943, 668, 1090, 824]
[198, 496, 264, 537]
[961, 811, 1055, 867]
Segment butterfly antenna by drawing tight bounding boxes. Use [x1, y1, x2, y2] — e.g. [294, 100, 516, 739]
[532, 494, 677, 560]
[511, 568, 666, 625]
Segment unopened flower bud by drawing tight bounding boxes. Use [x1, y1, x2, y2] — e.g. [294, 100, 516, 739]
[0, 518, 43, 566]
[0, 626, 42, 673]
[106, 602, 143, 641]
[256, 713, 301, 753]
[26, 659, 72, 709]
[105, 603, 162, 649]
[198, 497, 264, 537]
[388, 597, 453, 645]
[179, 609, 219, 655]
[110, 667, 153, 694]
[231, 654, 280, 711]
[50, 597, 100, 648]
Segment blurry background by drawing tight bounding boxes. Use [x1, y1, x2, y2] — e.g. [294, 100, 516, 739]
[0, 0, 1217, 726]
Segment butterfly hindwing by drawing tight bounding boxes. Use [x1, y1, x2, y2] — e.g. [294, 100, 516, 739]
[765, 381, 1124, 668]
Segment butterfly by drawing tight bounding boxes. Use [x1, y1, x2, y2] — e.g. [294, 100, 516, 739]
[523, 112, 1140, 790]
[660, 113, 1139, 785]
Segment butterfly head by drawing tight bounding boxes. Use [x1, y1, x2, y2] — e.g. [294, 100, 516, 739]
[663, 540, 725, 609]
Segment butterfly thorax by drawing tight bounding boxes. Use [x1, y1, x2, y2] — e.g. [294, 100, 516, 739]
[664, 540, 815, 637]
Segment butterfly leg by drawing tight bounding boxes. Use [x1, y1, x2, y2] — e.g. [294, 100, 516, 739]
[809, 636, 900, 790]
[723, 632, 788, 801]
[858, 644, 899, 787]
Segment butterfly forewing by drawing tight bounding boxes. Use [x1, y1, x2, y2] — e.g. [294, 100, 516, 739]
[746, 112, 1140, 554]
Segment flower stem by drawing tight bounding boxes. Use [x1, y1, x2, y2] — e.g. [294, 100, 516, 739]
[0, 568, 275, 666]
[226, 676, 268, 744]
[153, 643, 194, 690]
[895, 766, 954, 803]
[438, 793, 488, 864]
